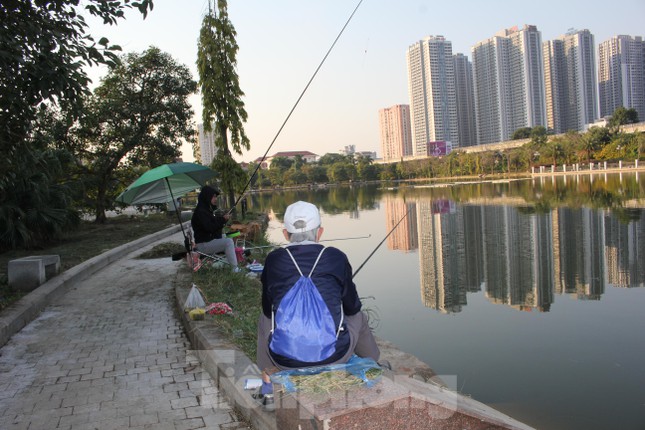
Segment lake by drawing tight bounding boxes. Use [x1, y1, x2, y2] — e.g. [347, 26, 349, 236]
[248, 172, 645, 430]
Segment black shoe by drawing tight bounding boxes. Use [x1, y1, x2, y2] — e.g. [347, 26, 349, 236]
[378, 360, 392, 371]
[252, 392, 275, 411]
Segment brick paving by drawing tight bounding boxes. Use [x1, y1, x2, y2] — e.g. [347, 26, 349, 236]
[0, 244, 250, 430]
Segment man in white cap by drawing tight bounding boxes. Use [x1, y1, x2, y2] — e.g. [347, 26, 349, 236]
[254, 201, 380, 406]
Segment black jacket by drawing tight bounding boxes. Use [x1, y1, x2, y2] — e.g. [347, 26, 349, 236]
[261, 243, 362, 367]
[191, 186, 227, 243]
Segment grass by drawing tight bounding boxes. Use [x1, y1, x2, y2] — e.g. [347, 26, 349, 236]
[0, 213, 179, 312]
[187, 237, 274, 362]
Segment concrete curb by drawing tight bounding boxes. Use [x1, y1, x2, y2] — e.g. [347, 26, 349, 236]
[175, 282, 277, 430]
[0, 222, 188, 348]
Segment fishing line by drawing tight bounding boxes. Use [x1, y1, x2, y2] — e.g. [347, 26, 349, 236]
[172, 234, 371, 260]
[242, 234, 372, 250]
[230, 0, 365, 211]
[352, 207, 410, 279]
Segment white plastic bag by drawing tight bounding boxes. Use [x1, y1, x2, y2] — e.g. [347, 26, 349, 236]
[184, 284, 205, 310]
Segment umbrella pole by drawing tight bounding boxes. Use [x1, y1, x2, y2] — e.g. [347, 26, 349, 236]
[165, 178, 190, 252]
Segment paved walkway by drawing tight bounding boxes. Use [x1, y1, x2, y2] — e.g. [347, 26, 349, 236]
[0, 233, 250, 430]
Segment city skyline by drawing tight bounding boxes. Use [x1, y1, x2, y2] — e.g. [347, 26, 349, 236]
[84, 0, 645, 162]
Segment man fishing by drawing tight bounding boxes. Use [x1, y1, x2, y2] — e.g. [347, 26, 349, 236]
[255, 200, 380, 407]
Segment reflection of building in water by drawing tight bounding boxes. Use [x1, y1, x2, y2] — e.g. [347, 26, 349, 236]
[384, 196, 418, 252]
[417, 200, 467, 313]
[480, 206, 554, 311]
[551, 209, 563, 294]
[604, 211, 645, 288]
[462, 205, 485, 292]
[556, 208, 605, 299]
[405, 196, 644, 313]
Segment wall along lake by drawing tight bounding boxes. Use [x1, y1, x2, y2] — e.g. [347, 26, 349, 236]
[248, 173, 645, 430]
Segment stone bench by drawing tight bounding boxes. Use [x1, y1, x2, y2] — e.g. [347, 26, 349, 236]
[8, 255, 61, 292]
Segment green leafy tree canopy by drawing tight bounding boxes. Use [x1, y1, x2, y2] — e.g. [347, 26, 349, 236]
[197, 0, 249, 207]
[75, 47, 196, 222]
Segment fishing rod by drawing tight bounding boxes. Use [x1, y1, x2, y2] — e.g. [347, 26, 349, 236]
[352, 208, 411, 279]
[171, 234, 371, 261]
[229, 0, 365, 212]
[243, 234, 372, 250]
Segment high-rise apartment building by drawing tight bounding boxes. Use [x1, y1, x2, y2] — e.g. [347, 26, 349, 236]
[197, 123, 218, 166]
[378, 104, 413, 161]
[406, 36, 459, 156]
[471, 25, 547, 145]
[453, 53, 477, 147]
[543, 29, 598, 133]
[598, 35, 645, 120]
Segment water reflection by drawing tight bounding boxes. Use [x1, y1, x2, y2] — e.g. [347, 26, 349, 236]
[251, 174, 645, 316]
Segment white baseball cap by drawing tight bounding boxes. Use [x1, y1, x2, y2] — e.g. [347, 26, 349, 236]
[283, 201, 321, 233]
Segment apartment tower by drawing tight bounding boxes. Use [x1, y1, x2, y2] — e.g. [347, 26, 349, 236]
[378, 104, 413, 162]
[406, 36, 459, 156]
[471, 25, 547, 145]
[453, 53, 477, 147]
[543, 29, 598, 133]
[598, 35, 645, 120]
[197, 123, 218, 166]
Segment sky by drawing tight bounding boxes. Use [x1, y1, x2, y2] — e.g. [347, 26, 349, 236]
[85, 0, 645, 163]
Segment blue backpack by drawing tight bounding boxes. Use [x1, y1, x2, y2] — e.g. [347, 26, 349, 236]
[269, 247, 343, 363]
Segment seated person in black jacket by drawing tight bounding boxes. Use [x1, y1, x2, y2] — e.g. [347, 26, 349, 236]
[190, 186, 238, 271]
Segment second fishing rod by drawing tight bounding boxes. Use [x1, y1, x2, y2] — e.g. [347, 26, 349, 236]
[224, 0, 365, 216]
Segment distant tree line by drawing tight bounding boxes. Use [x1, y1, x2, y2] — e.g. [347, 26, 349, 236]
[245, 107, 643, 189]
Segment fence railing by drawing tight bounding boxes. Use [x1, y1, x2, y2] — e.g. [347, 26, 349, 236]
[532, 160, 642, 175]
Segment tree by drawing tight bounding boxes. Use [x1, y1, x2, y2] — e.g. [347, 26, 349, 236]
[303, 165, 328, 183]
[197, 0, 249, 208]
[545, 137, 564, 166]
[512, 127, 533, 140]
[0, 0, 153, 248]
[582, 126, 611, 163]
[74, 47, 196, 222]
[269, 157, 293, 171]
[0, 0, 154, 158]
[530, 126, 548, 147]
[608, 106, 639, 133]
[328, 163, 356, 183]
[318, 153, 349, 166]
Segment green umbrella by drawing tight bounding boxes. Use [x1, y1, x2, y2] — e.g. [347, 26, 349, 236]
[116, 162, 217, 253]
[116, 162, 216, 205]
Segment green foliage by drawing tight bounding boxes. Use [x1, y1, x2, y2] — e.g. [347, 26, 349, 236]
[608, 107, 639, 133]
[196, 0, 249, 153]
[328, 163, 357, 183]
[0, 147, 80, 250]
[318, 153, 350, 166]
[512, 127, 532, 140]
[0, 0, 154, 168]
[596, 133, 640, 161]
[211, 152, 249, 197]
[581, 126, 611, 162]
[0, 0, 153, 249]
[191, 262, 266, 360]
[197, 0, 249, 207]
[73, 47, 197, 222]
[530, 126, 548, 147]
[303, 165, 328, 184]
[269, 157, 293, 171]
